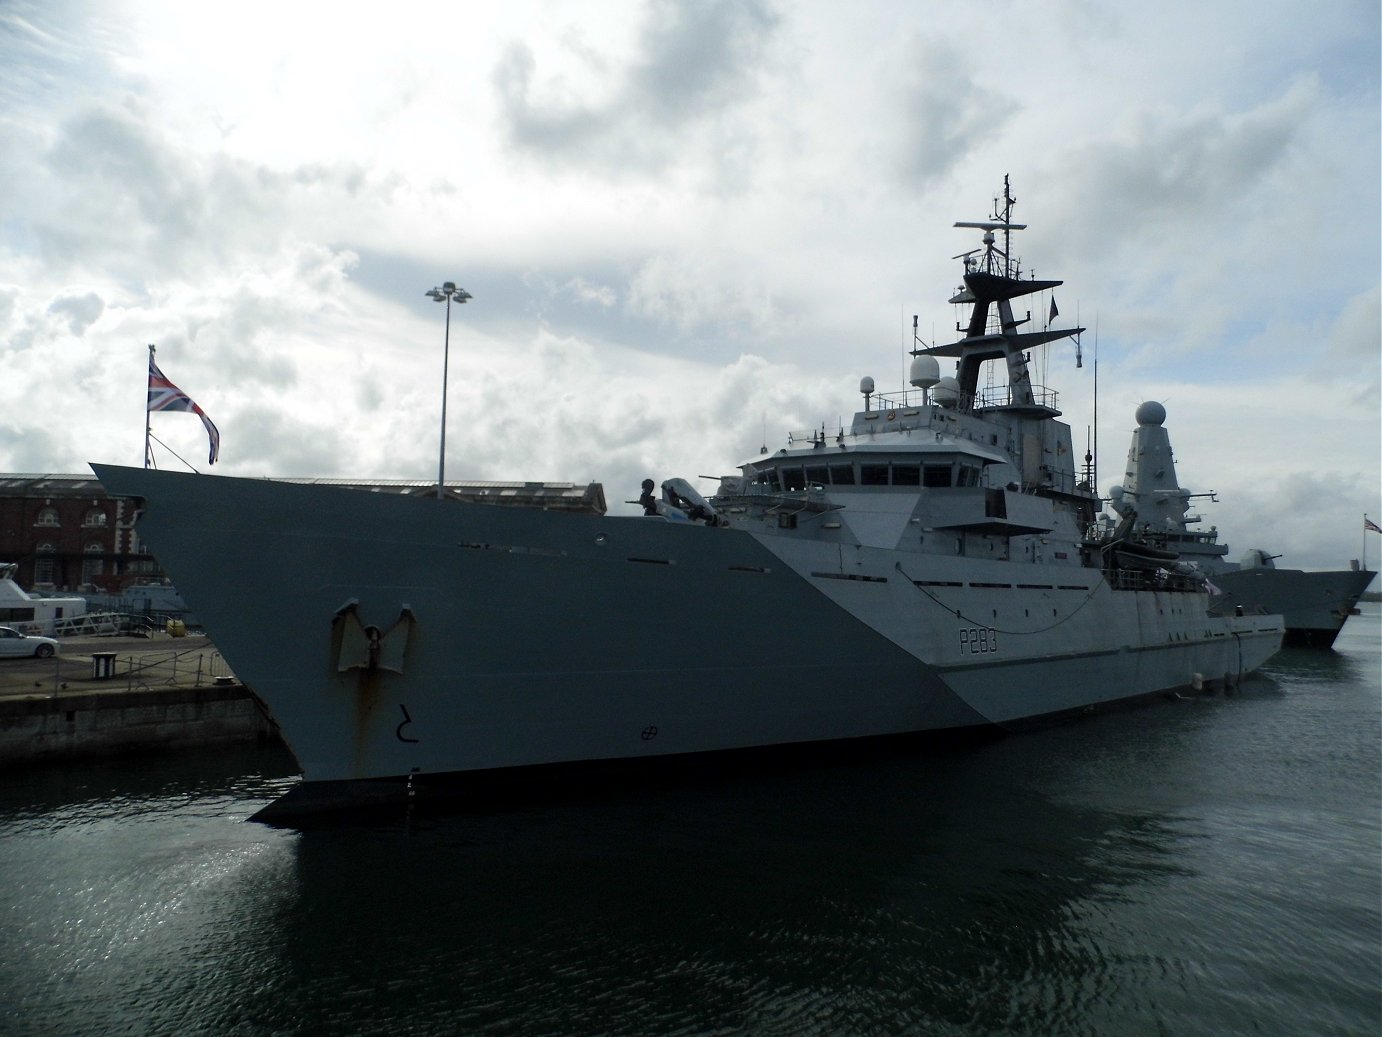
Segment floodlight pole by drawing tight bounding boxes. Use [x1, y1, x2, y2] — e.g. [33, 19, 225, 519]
[425, 281, 472, 500]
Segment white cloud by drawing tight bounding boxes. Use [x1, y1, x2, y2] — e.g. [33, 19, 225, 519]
[46, 288, 105, 335]
[493, 0, 779, 175]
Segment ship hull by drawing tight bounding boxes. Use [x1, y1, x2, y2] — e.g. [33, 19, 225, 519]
[1209, 567, 1375, 648]
[92, 465, 1282, 817]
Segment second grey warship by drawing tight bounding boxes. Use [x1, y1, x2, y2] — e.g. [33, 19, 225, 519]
[1104, 401, 1376, 648]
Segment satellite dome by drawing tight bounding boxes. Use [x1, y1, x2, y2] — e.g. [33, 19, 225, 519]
[909, 355, 940, 389]
[932, 376, 961, 408]
[1135, 400, 1166, 426]
[859, 376, 875, 395]
[1108, 484, 1125, 501]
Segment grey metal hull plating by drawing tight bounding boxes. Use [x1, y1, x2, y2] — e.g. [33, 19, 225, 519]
[93, 465, 1282, 793]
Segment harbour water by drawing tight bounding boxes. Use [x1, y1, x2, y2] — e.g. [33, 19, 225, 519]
[2, 605, 1378, 1036]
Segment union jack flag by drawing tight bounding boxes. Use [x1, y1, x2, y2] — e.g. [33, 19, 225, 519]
[148, 358, 220, 464]
[1366, 517, 1381, 534]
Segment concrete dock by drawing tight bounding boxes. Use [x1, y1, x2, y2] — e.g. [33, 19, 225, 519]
[0, 634, 283, 766]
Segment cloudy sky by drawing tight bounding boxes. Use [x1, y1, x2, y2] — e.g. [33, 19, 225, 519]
[2, 0, 1378, 570]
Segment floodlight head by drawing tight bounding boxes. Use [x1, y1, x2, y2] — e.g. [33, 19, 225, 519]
[427, 282, 471, 304]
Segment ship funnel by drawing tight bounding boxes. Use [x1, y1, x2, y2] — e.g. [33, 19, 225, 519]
[909, 355, 940, 389]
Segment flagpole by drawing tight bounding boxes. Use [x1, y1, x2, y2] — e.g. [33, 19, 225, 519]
[145, 344, 154, 469]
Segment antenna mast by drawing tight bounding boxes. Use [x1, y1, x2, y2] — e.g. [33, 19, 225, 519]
[996, 175, 1015, 277]
[1092, 319, 1099, 497]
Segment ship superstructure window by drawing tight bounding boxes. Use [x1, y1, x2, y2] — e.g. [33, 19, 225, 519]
[752, 459, 978, 489]
[860, 464, 889, 485]
[775, 465, 851, 490]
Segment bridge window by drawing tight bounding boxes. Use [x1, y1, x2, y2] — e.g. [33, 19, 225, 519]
[860, 464, 889, 485]
[804, 466, 829, 486]
[828, 463, 855, 485]
[892, 464, 921, 486]
[782, 468, 806, 492]
[923, 465, 953, 487]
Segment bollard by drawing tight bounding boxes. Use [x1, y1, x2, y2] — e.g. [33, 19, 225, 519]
[91, 652, 117, 679]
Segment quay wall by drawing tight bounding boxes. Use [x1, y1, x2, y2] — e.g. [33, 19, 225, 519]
[0, 684, 282, 767]
[0, 633, 289, 767]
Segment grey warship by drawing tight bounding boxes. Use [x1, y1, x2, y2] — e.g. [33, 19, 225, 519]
[1104, 401, 1376, 647]
[93, 179, 1284, 819]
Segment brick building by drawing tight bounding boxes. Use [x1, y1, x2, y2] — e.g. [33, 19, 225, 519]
[0, 473, 607, 594]
[0, 474, 146, 593]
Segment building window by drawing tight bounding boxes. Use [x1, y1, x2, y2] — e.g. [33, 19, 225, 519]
[82, 543, 104, 586]
[36, 507, 59, 527]
[34, 544, 56, 586]
[83, 508, 107, 527]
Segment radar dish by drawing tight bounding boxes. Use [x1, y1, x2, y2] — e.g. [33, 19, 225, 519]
[932, 376, 961, 408]
[909, 355, 940, 389]
[1135, 401, 1166, 427]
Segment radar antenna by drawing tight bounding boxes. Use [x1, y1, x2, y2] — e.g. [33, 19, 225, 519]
[953, 175, 1025, 277]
